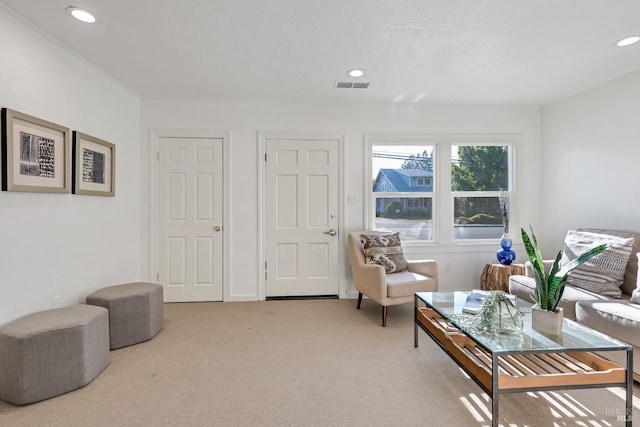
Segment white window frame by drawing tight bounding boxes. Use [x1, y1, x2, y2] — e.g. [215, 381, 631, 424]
[450, 143, 515, 242]
[364, 134, 517, 246]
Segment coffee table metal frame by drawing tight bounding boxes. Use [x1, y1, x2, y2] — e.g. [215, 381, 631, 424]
[414, 291, 633, 427]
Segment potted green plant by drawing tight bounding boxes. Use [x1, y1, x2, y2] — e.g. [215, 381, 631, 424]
[520, 226, 607, 335]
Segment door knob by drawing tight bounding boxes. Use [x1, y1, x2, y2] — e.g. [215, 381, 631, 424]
[213, 226, 221, 232]
[323, 229, 337, 236]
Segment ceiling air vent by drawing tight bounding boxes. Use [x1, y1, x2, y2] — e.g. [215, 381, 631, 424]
[334, 81, 370, 89]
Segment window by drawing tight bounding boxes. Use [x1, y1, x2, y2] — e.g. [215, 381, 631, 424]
[365, 135, 514, 244]
[416, 177, 431, 186]
[451, 144, 512, 241]
[369, 143, 435, 242]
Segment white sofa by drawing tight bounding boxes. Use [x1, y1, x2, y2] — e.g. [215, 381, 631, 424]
[509, 228, 640, 380]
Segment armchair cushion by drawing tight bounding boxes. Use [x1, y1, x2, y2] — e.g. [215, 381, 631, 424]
[560, 230, 634, 297]
[360, 232, 407, 273]
[386, 271, 433, 298]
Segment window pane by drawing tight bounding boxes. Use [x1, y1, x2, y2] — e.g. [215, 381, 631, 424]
[453, 196, 502, 239]
[372, 145, 435, 192]
[451, 145, 509, 191]
[374, 197, 432, 241]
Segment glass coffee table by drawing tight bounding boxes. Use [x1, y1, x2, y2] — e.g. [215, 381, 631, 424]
[414, 291, 633, 427]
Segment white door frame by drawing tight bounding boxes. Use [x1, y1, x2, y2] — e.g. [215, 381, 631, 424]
[149, 128, 231, 301]
[258, 131, 346, 301]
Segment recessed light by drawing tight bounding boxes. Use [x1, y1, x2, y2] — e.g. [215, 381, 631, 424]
[66, 6, 96, 23]
[615, 36, 640, 47]
[347, 69, 365, 78]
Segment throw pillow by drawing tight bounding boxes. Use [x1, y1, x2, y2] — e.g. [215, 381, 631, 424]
[560, 230, 635, 297]
[360, 232, 408, 273]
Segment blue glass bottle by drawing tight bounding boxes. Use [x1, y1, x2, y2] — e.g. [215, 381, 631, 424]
[496, 232, 516, 265]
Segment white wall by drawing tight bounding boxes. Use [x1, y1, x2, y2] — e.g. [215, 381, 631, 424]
[0, 9, 141, 324]
[540, 69, 640, 255]
[2, 0, 637, 321]
[141, 100, 542, 299]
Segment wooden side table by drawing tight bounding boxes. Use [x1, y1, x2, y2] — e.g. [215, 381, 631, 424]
[480, 263, 525, 292]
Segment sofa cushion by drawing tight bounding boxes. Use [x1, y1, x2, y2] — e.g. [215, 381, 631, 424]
[360, 232, 407, 273]
[575, 299, 640, 348]
[560, 230, 634, 298]
[508, 274, 611, 321]
[575, 299, 639, 376]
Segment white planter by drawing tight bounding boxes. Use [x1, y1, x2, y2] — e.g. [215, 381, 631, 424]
[531, 305, 564, 335]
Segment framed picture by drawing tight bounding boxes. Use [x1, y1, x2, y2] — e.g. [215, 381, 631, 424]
[1, 108, 71, 193]
[72, 132, 115, 196]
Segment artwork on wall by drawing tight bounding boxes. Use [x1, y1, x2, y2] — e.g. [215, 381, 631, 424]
[1, 108, 71, 193]
[72, 132, 115, 196]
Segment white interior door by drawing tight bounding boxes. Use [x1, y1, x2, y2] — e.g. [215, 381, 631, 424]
[157, 136, 223, 302]
[265, 138, 340, 297]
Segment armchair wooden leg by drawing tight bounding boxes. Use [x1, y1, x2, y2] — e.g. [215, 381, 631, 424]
[381, 306, 388, 327]
[357, 292, 363, 309]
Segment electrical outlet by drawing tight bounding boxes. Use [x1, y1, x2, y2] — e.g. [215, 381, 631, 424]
[347, 194, 358, 205]
[445, 261, 452, 271]
[52, 295, 61, 309]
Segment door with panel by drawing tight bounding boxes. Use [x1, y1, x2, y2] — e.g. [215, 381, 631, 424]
[265, 138, 340, 297]
[157, 136, 223, 302]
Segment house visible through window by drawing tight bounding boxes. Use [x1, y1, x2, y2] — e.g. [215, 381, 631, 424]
[370, 145, 435, 241]
[366, 136, 514, 243]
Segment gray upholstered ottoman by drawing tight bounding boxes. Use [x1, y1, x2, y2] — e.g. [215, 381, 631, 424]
[0, 304, 110, 405]
[86, 282, 163, 350]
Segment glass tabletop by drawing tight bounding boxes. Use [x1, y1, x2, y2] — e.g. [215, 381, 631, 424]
[416, 291, 631, 355]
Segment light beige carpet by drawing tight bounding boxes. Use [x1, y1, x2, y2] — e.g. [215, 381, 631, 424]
[0, 299, 637, 426]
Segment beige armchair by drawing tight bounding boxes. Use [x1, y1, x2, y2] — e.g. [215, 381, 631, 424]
[348, 231, 438, 326]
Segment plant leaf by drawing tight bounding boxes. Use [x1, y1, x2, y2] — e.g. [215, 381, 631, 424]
[532, 267, 548, 310]
[547, 242, 607, 311]
[546, 251, 563, 309]
[547, 273, 567, 311]
[520, 227, 607, 311]
[521, 227, 544, 273]
[555, 243, 607, 276]
[529, 226, 544, 270]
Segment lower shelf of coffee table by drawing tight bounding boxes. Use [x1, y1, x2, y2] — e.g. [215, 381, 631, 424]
[416, 307, 626, 392]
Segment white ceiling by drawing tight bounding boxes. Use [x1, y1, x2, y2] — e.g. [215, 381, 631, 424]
[2, 0, 640, 105]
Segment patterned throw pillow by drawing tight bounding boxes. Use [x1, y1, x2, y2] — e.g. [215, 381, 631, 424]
[560, 230, 635, 297]
[360, 232, 408, 273]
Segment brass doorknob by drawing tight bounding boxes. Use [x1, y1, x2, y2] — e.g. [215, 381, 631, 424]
[213, 226, 221, 232]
